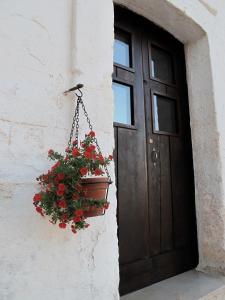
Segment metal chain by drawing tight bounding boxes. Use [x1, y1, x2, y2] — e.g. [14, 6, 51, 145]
[68, 97, 80, 147]
[68, 91, 112, 183]
[74, 97, 80, 144]
[80, 98, 112, 183]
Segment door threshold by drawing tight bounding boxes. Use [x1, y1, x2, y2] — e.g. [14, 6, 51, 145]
[121, 270, 225, 300]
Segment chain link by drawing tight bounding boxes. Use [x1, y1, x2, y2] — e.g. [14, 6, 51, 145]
[80, 98, 112, 183]
[68, 98, 79, 147]
[74, 97, 80, 144]
[68, 90, 112, 183]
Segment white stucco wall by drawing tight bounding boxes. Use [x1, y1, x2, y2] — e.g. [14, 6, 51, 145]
[1, 0, 225, 299]
[0, 1, 118, 300]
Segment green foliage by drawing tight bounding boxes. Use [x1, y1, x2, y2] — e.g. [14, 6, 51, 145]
[33, 131, 112, 234]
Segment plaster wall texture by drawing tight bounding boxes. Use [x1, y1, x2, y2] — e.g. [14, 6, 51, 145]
[0, 1, 118, 300]
[1, 0, 225, 299]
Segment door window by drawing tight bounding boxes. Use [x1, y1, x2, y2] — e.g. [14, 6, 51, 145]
[151, 45, 174, 84]
[114, 30, 132, 68]
[152, 94, 178, 134]
[113, 82, 133, 125]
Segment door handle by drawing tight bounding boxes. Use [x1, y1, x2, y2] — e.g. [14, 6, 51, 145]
[151, 149, 159, 163]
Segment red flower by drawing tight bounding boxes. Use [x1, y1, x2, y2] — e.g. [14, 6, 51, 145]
[94, 168, 103, 176]
[48, 149, 54, 156]
[36, 206, 44, 216]
[33, 193, 42, 202]
[58, 173, 65, 181]
[80, 167, 88, 176]
[92, 152, 97, 160]
[57, 200, 67, 208]
[58, 183, 65, 192]
[65, 155, 69, 161]
[65, 146, 70, 152]
[103, 202, 110, 209]
[73, 216, 81, 223]
[59, 222, 67, 229]
[72, 148, 80, 157]
[81, 142, 86, 148]
[71, 226, 77, 234]
[84, 150, 91, 159]
[109, 155, 113, 160]
[51, 161, 60, 171]
[57, 190, 64, 197]
[98, 155, 104, 164]
[88, 131, 95, 137]
[72, 140, 77, 146]
[61, 213, 68, 222]
[87, 145, 95, 152]
[43, 175, 49, 183]
[75, 209, 84, 217]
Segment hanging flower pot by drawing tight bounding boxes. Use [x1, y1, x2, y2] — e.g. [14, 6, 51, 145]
[32, 84, 113, 234]
[81, 177, 110, 217]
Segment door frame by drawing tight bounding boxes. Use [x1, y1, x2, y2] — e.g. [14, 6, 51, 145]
[113, 5, 198, 295]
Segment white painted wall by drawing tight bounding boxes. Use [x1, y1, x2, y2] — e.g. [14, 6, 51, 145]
[0, 1, 118, 300]
[1, 0, 225, 299]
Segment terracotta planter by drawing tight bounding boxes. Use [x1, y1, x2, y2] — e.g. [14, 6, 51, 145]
[81, 177, 110, 218]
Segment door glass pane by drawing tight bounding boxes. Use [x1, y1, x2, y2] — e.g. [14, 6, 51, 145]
[113, 82, 132, 125]
[153, 94, 178, 134]
[151, 46, 174, 83]
[114, 31, 131, 67]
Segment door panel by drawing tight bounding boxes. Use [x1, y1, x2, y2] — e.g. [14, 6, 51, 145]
[114, 6, 198, 296]
[118, 128, 149, 264]
[159, 135, 173, 253]
[170, 137, 192, 248]
[113, 9, 149, 271]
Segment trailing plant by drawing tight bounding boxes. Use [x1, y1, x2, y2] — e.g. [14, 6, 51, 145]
[33, 131, 113, 234]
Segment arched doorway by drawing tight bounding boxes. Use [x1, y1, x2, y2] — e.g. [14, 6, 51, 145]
[113, 6, 198, 295]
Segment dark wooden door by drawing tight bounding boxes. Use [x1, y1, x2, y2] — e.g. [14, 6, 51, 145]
[113, 6, 198, 296]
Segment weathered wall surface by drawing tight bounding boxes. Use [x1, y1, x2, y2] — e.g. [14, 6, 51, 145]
[1, 0, 225, 299]
[0, 0, 118, 300]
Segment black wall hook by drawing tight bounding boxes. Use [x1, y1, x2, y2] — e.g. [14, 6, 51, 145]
[63, 83, 84, 96]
